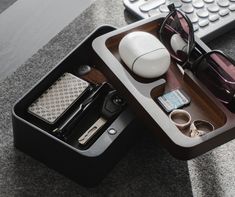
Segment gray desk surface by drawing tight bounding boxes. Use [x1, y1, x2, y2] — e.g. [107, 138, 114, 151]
[0, 0, 235, 196]
[0, 0, 17, 14]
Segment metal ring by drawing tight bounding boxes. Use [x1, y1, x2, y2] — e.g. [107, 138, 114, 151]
[169, 109, 191, 129]
[190, 120, 214, 137]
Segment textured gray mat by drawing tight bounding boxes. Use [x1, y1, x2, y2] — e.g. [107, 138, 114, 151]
[1, 0, 235, 196]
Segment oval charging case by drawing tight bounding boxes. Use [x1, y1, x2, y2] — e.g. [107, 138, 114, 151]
[118, 31, 171, 78]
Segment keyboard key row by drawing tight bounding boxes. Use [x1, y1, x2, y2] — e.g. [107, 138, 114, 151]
[148, 4, 234, 15]
[134, 0, 235, 4]
[139, 0, 166, 12]
[140, 0, 235, 12]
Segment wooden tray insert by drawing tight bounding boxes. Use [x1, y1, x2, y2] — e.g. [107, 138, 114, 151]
[104, 18, 234, 138]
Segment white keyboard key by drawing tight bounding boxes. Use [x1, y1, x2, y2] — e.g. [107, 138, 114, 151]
[193, 24, 199, 31]
[203, 0, 214, 3]
[148, 9, 161, 17]
[174, 2, 183, 8]
[199, 19, 210, 26]
[207, 4, 220, 12]
[187, 13, 199, 23]
[181, 4, 194, 13]
[167, 0, 182, 8]
[197, 8, 209, 17]
[217, 0, 229, 7]
[193, 0, 205, 8]
[159, 5, 170, 12]
[123, 0, 235, 41]
[219, 9, 230, 15]
[229, 4, 235, 10]
[139, 0, 166, 12]
[209, 14, 220, 21]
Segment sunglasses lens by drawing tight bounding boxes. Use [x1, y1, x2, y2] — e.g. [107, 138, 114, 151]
[160, 11, 191, 63]
[196, 52, 235, 106]
[210, 52, 235, 81]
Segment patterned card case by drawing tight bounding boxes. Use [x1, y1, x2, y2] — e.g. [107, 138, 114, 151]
[28, 73, 90, 124]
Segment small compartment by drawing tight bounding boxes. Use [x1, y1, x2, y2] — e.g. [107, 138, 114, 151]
[14, 29, 126, 148]
[105, 20, 164, 84]
[64, 83, 127, 150]
[92, 15, 235, 160]
[12, 26, 141, 186]
[150, 61, 227, 137]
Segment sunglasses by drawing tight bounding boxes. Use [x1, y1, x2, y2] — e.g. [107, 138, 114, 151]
[159, 4, 235, 112]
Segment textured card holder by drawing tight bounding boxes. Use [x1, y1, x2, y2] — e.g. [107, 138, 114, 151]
[28, 73, 90, 124]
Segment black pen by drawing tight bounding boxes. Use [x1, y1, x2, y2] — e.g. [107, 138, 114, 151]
[53, 85, 102, 140]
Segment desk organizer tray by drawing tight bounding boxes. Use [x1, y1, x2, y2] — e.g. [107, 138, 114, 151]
[92, 14, 235, 160]
[12, 26, 143, 187]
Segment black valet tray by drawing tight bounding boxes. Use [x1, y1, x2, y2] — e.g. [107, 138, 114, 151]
[12, 26, 143, 187]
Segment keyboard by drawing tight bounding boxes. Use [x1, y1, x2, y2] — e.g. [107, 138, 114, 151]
[123, 0, 235, 42]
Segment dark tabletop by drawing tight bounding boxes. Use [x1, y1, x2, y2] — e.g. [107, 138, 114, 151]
[0, 0, 235, 196]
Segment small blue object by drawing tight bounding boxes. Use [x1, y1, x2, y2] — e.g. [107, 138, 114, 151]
[157, 89, 190, 113]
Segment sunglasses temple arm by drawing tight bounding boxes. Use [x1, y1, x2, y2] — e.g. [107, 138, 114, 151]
[190, 49, 206, 72]
[168, 3, 176, 12]
[189, 49, 230, 73]
[180, 43, 198, 70]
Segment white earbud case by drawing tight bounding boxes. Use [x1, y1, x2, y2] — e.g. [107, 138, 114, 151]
[118, 31, 170, 78]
